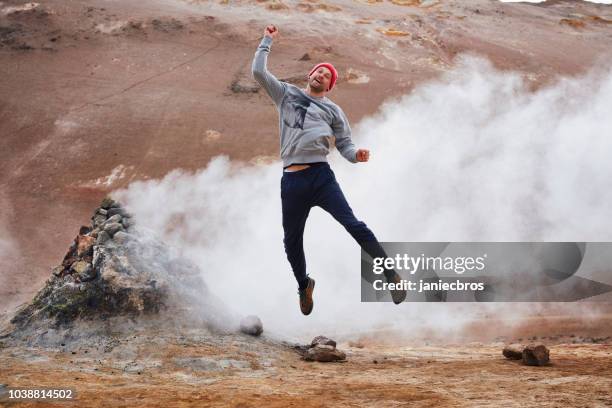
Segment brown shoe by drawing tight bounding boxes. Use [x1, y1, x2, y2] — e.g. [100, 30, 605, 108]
[386, 272, 407, 304]
[298, 277, 315, 315]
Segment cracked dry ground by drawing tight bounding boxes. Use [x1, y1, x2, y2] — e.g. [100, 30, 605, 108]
[1, 331, 611, 407]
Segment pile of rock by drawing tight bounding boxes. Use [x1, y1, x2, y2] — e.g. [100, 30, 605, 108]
[298, 336, 346, 363]
[50, 197, 132, 284]
[503, 343, 550, 366]
[8, 198, 165, 329]
[90, 197, 133, 245]
[6, 197, 215, 339]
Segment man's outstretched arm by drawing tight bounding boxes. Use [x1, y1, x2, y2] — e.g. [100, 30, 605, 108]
[332, 106, 362, 163]
[251, 25, 286, 106]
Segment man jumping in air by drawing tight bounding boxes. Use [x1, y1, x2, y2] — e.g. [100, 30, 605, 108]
[252, 25, 406, 315]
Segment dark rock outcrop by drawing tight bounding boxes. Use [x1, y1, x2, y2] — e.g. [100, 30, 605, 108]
[2, 197, 222, 346]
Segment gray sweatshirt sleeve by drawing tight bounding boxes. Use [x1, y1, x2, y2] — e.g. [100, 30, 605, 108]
[251, 36, 286, 106]
[332, 106, 358, 163]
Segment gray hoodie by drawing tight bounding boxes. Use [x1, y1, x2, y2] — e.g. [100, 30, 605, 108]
[251, 36, 358, 168]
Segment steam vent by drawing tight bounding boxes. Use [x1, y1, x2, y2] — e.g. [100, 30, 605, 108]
[2, 198, 216, 345]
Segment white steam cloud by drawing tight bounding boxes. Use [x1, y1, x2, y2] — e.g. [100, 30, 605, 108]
[114, 55, 612, 342]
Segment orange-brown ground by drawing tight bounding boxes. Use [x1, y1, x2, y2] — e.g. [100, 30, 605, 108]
[2, 0, 612, 312]
[1, 313, 611, 407]
[2, 2, 612, 405]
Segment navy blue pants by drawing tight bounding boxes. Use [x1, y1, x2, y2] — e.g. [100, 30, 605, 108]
[281, 162, 389, 289]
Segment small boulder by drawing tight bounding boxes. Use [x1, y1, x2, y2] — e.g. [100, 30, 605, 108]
[76, 235, 95, 257]
[300, 336, 345, 362]
[240, 315, 263, 336]
[503, 344, 524, 360]
[303, 345, 346, 362]
[522, 344, 550, 366]
[311, 335, 336, 349]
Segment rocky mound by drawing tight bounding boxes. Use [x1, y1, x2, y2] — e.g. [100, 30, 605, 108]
[1, 198, 226, 346]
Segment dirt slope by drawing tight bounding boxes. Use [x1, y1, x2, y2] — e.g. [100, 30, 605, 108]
[1, 0, 612, 311]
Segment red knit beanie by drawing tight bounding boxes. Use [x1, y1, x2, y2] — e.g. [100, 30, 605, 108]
[308, 62, 338, 92]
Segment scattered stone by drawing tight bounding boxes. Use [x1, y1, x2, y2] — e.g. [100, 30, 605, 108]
[503, 344, 524, 360]
[299, 336, 345, 362]
[303, 345, 346, 362]
[79, 226, 92, 235]
[121, 217, 131, 229]
[311, 335, 336, 349]
[299, 53, 311, 61]
[96, 208, 108, 216]
[52, 266, 63, 277]
[240, 315, 263, 336]
[522, 344, 550, 366]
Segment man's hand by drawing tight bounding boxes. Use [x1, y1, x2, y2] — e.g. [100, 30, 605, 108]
[356, 149, 370, 162]
[264, 25, 278, 39]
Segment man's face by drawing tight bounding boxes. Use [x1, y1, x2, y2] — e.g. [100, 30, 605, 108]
[308, 66, 332, 92]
